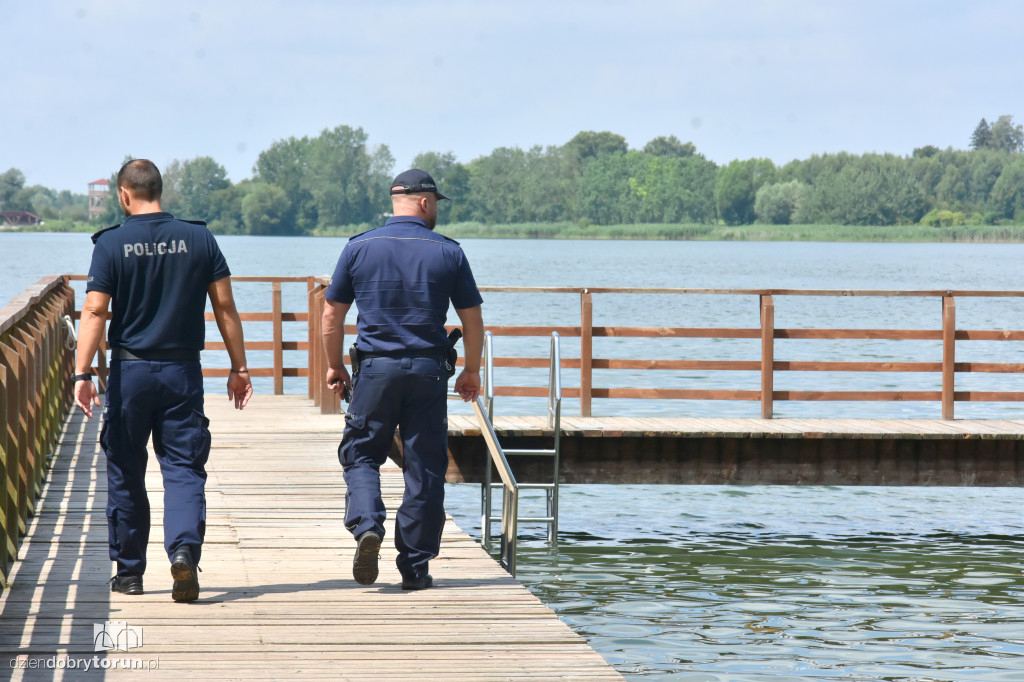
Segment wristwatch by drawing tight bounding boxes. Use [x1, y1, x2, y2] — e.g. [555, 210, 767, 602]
[71, 372, 94, 384]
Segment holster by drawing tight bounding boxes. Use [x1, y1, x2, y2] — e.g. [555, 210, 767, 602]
[445, 328, 462, 379]
[349, 344, 362, 377]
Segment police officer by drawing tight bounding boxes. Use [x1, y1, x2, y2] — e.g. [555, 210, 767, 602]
[73, 159, 252, 602]
[321, 169, 484, 590]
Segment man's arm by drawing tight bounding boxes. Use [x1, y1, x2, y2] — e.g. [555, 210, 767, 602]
[208, 276, 252, 409]
[73, 291, 110, 418]
[321, 299, 352, 397]
[454, 305, 483, 402]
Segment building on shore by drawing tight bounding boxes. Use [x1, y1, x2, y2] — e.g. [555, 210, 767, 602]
[1, 211, 44, 228]
[88, 179, 110, 220]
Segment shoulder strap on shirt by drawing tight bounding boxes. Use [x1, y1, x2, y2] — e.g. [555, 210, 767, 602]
[180, 219, 208, 227]
[91, 223, 121, 244]
[348, 228, 376, 241]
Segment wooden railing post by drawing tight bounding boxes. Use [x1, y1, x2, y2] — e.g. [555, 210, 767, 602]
[311, 286, 341, 415]
[0, 362, 8, 581]
[760, 294, 775, 419]
[311, 287, 323, 407]
[272, 282, 284, 395]
[580, 289, 593, 417]
[9, 334, 29, 538]
[307, 278, 316, 399]
[942, 294, 956, 419]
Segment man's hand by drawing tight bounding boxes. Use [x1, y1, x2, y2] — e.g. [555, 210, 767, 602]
[326, 366, 352, 400]
[74, 379, 101, 418]
[227, 370, 253, 410]
[454, 368, 481, 402]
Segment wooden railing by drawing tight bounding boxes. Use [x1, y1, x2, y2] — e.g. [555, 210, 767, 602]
[58, 278, 1024, 421]
[0, 276, 76, 584]
[305, 282, 1024, 419]
[467, 287, 1024, 418]
[6, 276, 1022, 581]
[67, 275, 362, 396]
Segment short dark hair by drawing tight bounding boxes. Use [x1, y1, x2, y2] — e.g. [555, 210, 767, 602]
[117, 159, 162, 201]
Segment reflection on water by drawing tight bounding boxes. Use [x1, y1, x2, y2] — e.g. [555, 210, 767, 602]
[446, 484, 1024, 680]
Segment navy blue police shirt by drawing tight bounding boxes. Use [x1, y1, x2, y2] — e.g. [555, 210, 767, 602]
[325, 217, 483, 354]
[86, 212, 230, 352]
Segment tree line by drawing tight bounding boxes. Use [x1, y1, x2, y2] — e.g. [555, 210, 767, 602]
[2, 115, 1023, 234]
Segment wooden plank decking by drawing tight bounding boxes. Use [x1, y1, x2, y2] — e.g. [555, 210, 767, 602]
[0, 395, 621, 680]
[449, 414, 1024, 439]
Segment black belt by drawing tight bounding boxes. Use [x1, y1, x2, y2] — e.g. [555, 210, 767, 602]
[112, 348, 201, 362]
[362, 348, 443, 360]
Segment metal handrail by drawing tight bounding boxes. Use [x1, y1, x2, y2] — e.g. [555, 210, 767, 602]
[548, 331, 562, 429]
[483, 330, 494, 420]
[481, 331, 495, 545]
[546, 332, 562, 543]
[480, 331, 563, 551]
[466, 395, 518, 575]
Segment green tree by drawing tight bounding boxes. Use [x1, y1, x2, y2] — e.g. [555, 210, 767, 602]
[715, 158, 776, 225]
[642, 135, 696, 158]
[565, 132, 626, 164]
[967, 150, 1005, 205]
[242, 183, 291, 235]
[988, 157, 1024, 220]
[623, 152, 718, 223]
[305, 125, 394, 228]
[754, 181, 805, 224]
[970, 118, 993, 151]
[466, 147, 531, 223]
[795, 154, 924, 225]
[175, 156, 231, 220]
[208, 184, 247, 234]
[29, 189, 57, 219]
[577, 151, 632, 225]
[934, 161, 970, 210]
[0, 168, 26, 210]
[989, 114, 1024, 153]
[254, 135, 317, 233]
[522, 145, 578, 222]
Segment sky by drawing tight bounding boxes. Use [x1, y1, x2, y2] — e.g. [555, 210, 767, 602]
[2, 0, 1023, 193]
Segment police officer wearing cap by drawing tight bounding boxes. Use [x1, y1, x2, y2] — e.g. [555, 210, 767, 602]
[321, 169, 484, 590]
[73, 159, 253, 602]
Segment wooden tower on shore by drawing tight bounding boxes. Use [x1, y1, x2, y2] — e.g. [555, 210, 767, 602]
[88, 178, 110, 220]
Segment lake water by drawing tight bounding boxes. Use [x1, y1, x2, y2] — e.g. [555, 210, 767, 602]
[4, 232, 1024, 679]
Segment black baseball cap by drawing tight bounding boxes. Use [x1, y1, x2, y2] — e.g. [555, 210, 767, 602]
[390, 169, 449, 200]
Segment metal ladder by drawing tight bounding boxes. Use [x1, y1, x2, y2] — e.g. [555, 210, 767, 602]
[480, 331, 563, 549]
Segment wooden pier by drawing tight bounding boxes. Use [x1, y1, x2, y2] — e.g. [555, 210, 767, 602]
[7, 275, 1024, 678]
[0, 396, 621, 680]
[447, 415, 1024, 485]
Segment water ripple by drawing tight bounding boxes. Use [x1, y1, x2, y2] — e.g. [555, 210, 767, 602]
[446, 483, 1024, 679]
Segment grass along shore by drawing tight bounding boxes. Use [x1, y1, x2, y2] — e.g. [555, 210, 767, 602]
[322, 221, 1024, 242]
[9, 220, 1024, 242]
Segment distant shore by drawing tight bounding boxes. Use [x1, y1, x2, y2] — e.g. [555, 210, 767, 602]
[8, 221, 1024, 243]
[325, 222, 1024, 243]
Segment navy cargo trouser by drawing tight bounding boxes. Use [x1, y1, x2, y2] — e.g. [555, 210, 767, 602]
[339, 355, 448, 581]
[101, 359, 210, 577]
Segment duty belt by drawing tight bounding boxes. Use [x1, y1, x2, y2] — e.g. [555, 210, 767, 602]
[361, 348, 444, 359]
[112, 347, 201, 362]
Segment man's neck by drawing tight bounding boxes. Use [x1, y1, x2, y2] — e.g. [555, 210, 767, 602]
[125, 201, 163, 216]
